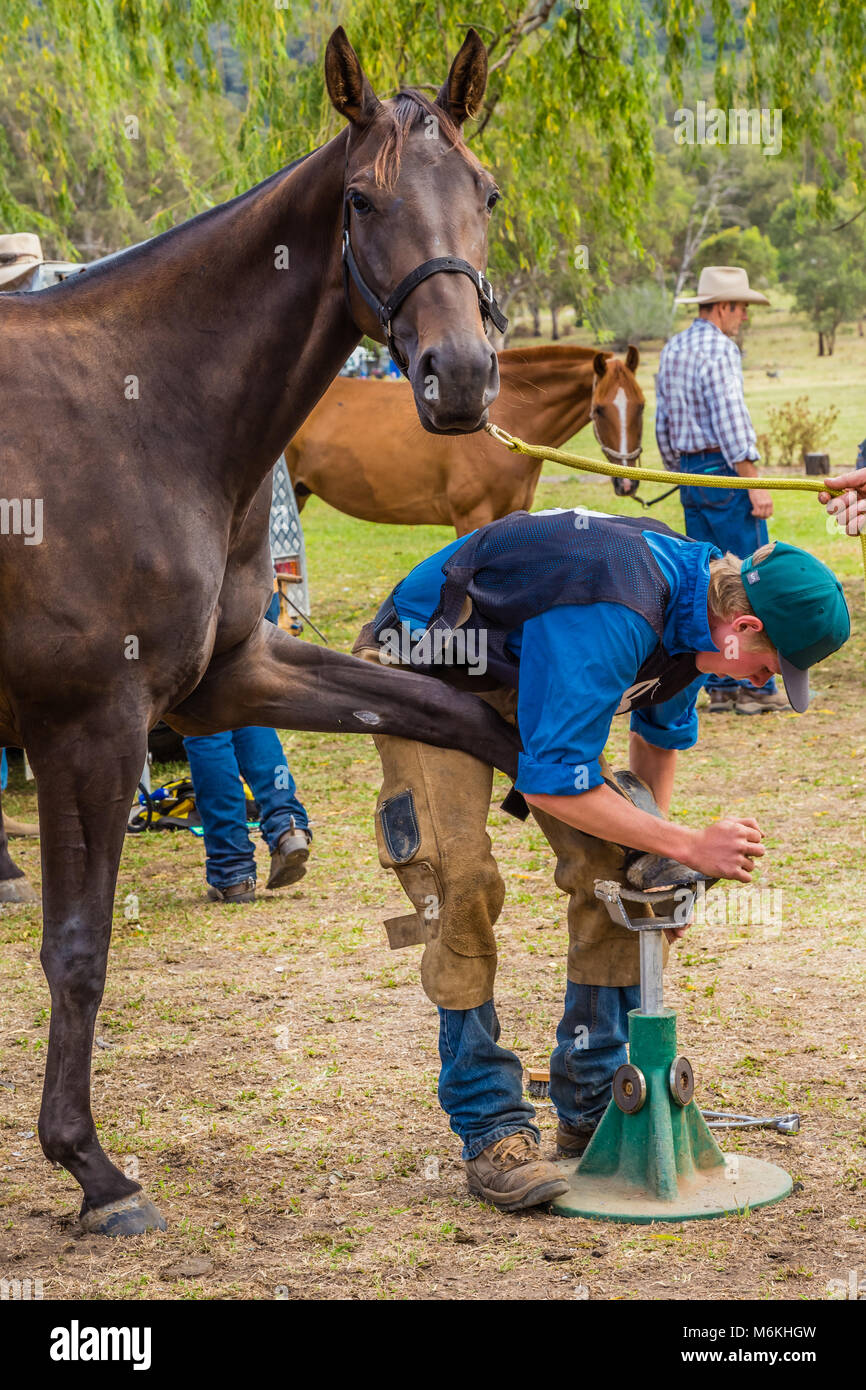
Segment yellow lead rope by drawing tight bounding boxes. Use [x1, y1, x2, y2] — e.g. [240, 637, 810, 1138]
[485, 422, 866, 598]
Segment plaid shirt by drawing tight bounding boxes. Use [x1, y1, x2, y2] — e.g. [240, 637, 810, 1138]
[655, 317, 759, 469]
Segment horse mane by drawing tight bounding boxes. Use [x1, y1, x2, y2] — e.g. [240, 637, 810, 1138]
[372, 89, 475, 189]
[498, 344, 612, 364]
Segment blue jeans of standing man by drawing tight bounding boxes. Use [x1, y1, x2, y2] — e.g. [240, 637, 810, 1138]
[183, 589, 309, 890]
[183, 726, 309, 890]
[679, 449, 775, 695]
[438, 982, 639, 1159]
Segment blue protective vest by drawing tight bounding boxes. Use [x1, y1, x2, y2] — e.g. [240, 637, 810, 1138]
[373, 509, 701, 707]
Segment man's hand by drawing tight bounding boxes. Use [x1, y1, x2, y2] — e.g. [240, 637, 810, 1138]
[819, 471, 866, 536]
[748, 488, 773, 519]
[682, 817, 765, 882]
[524, 787, 766, 884]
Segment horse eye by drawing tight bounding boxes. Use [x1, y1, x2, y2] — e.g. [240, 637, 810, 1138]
[486, 190, 500, 212]
[349, 190, 373, 214]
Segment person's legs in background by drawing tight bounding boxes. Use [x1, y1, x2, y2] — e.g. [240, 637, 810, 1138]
[230, 724, 311, 888]
[183, 585, 314, 899]
[183, 731, 258, 899]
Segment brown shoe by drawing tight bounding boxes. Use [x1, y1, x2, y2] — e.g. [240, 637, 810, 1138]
[554, 1122, 596, 1159]
[266, 822, 311, 890]
[735, 685, 790, 715]
[206, 876, 256, 903]
[465, 1131, 569, 1212]
[708, 688, 737, 713]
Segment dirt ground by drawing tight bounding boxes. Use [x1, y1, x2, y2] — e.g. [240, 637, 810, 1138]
[1, 469, 864, 1302]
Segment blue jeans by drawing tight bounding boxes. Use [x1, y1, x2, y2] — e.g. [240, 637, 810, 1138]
[183, 590, 309, 889]
[438, 983, 639, 1160]
[184, 728, 309, 889]
[679, 450, 775, 695]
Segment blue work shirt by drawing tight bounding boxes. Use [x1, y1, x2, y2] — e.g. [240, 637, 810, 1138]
[392, 514, 719, 797]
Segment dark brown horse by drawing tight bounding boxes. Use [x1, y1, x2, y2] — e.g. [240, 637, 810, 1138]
[289, 344, 644, 533]
[0, 28, 520, 1236]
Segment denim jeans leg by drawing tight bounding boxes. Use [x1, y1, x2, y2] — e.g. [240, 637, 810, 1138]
[549, 981, 640, 1133]
[231, 726, 309, 853]
[183, 732, 257, 889]
[438, 1001, 539, 1160]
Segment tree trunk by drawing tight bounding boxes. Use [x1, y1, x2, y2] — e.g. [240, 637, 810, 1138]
[530, 302, 541, 336]
[818, 332, 825, 356]
[550, 303, 559, 340]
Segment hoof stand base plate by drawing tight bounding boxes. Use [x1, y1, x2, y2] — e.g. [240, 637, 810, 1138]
[551, 1152, 792, 1223]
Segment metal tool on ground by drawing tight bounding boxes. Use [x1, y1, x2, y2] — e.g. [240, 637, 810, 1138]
[702, 1110, 800, 1135]
[551, 879, 793, 1223]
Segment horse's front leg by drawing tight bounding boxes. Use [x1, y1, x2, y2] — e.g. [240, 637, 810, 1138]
[168, 624, 521, 777]
[27, 719, 167, 1236]
[0, 782, 37, 904]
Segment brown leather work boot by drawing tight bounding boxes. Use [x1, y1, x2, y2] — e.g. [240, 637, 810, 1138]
[266, 821, 311, 889]
[735, 685, 790, 715]
[708, 687, 737, 713]
[206, 876, 256, 904]
[554, 1121, 596, 1159]
[465, 1131, 569, 1212]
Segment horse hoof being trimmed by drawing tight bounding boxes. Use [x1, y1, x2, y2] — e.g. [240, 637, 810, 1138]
[0, 876, 37, 903]
[79, 1193, 167, 1238]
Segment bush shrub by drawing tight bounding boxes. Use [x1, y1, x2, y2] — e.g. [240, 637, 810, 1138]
[758, 396, 839, 468]
[592, 283, 671, 349]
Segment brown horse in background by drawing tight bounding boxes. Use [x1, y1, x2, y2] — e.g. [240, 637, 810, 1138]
[289, 344, 644, 534]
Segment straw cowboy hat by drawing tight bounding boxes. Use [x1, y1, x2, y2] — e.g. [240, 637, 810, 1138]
[0, 232, 47, 289]
[677, 265, 770, 306]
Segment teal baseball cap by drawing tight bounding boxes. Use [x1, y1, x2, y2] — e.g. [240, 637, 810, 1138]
[740, 542, 850, 712]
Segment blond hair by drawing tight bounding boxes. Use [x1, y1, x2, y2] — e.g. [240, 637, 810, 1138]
[707, 542, 776, 653]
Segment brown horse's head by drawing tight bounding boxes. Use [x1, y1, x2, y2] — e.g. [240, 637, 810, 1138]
[326, 27, 501, 434]
[591, 346, 644, 495]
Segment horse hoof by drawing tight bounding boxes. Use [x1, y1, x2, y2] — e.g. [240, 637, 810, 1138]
[0, 877, 37, 903]
[79, 1192, 167, 1237]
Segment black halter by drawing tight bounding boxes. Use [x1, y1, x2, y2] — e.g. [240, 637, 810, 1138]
[341, 193, 508, 378]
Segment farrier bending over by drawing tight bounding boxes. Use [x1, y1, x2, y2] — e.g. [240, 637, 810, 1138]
[354, 509, 849, 1214]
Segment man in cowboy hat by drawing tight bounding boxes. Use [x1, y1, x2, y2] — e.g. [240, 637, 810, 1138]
[655, 265, 786, 715]
[0, 232, 81, 291]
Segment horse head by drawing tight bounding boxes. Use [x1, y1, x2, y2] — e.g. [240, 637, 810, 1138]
[326, 27, 501, 434]
[590, 346, 644, 495]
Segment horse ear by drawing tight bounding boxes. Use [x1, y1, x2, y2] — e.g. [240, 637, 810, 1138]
[625, 344, 640, 373]
[435, 28, 488, 127]
[593, 352, 608, 377]
[325, 27, 382, 128]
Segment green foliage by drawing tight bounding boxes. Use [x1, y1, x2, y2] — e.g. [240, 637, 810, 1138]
[592, 282, 671, 348]
[769, 192, 866, 352]
[692, 225, 778, 286]
[3, 1, 866, 286]
[758, 396, 840, 468]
